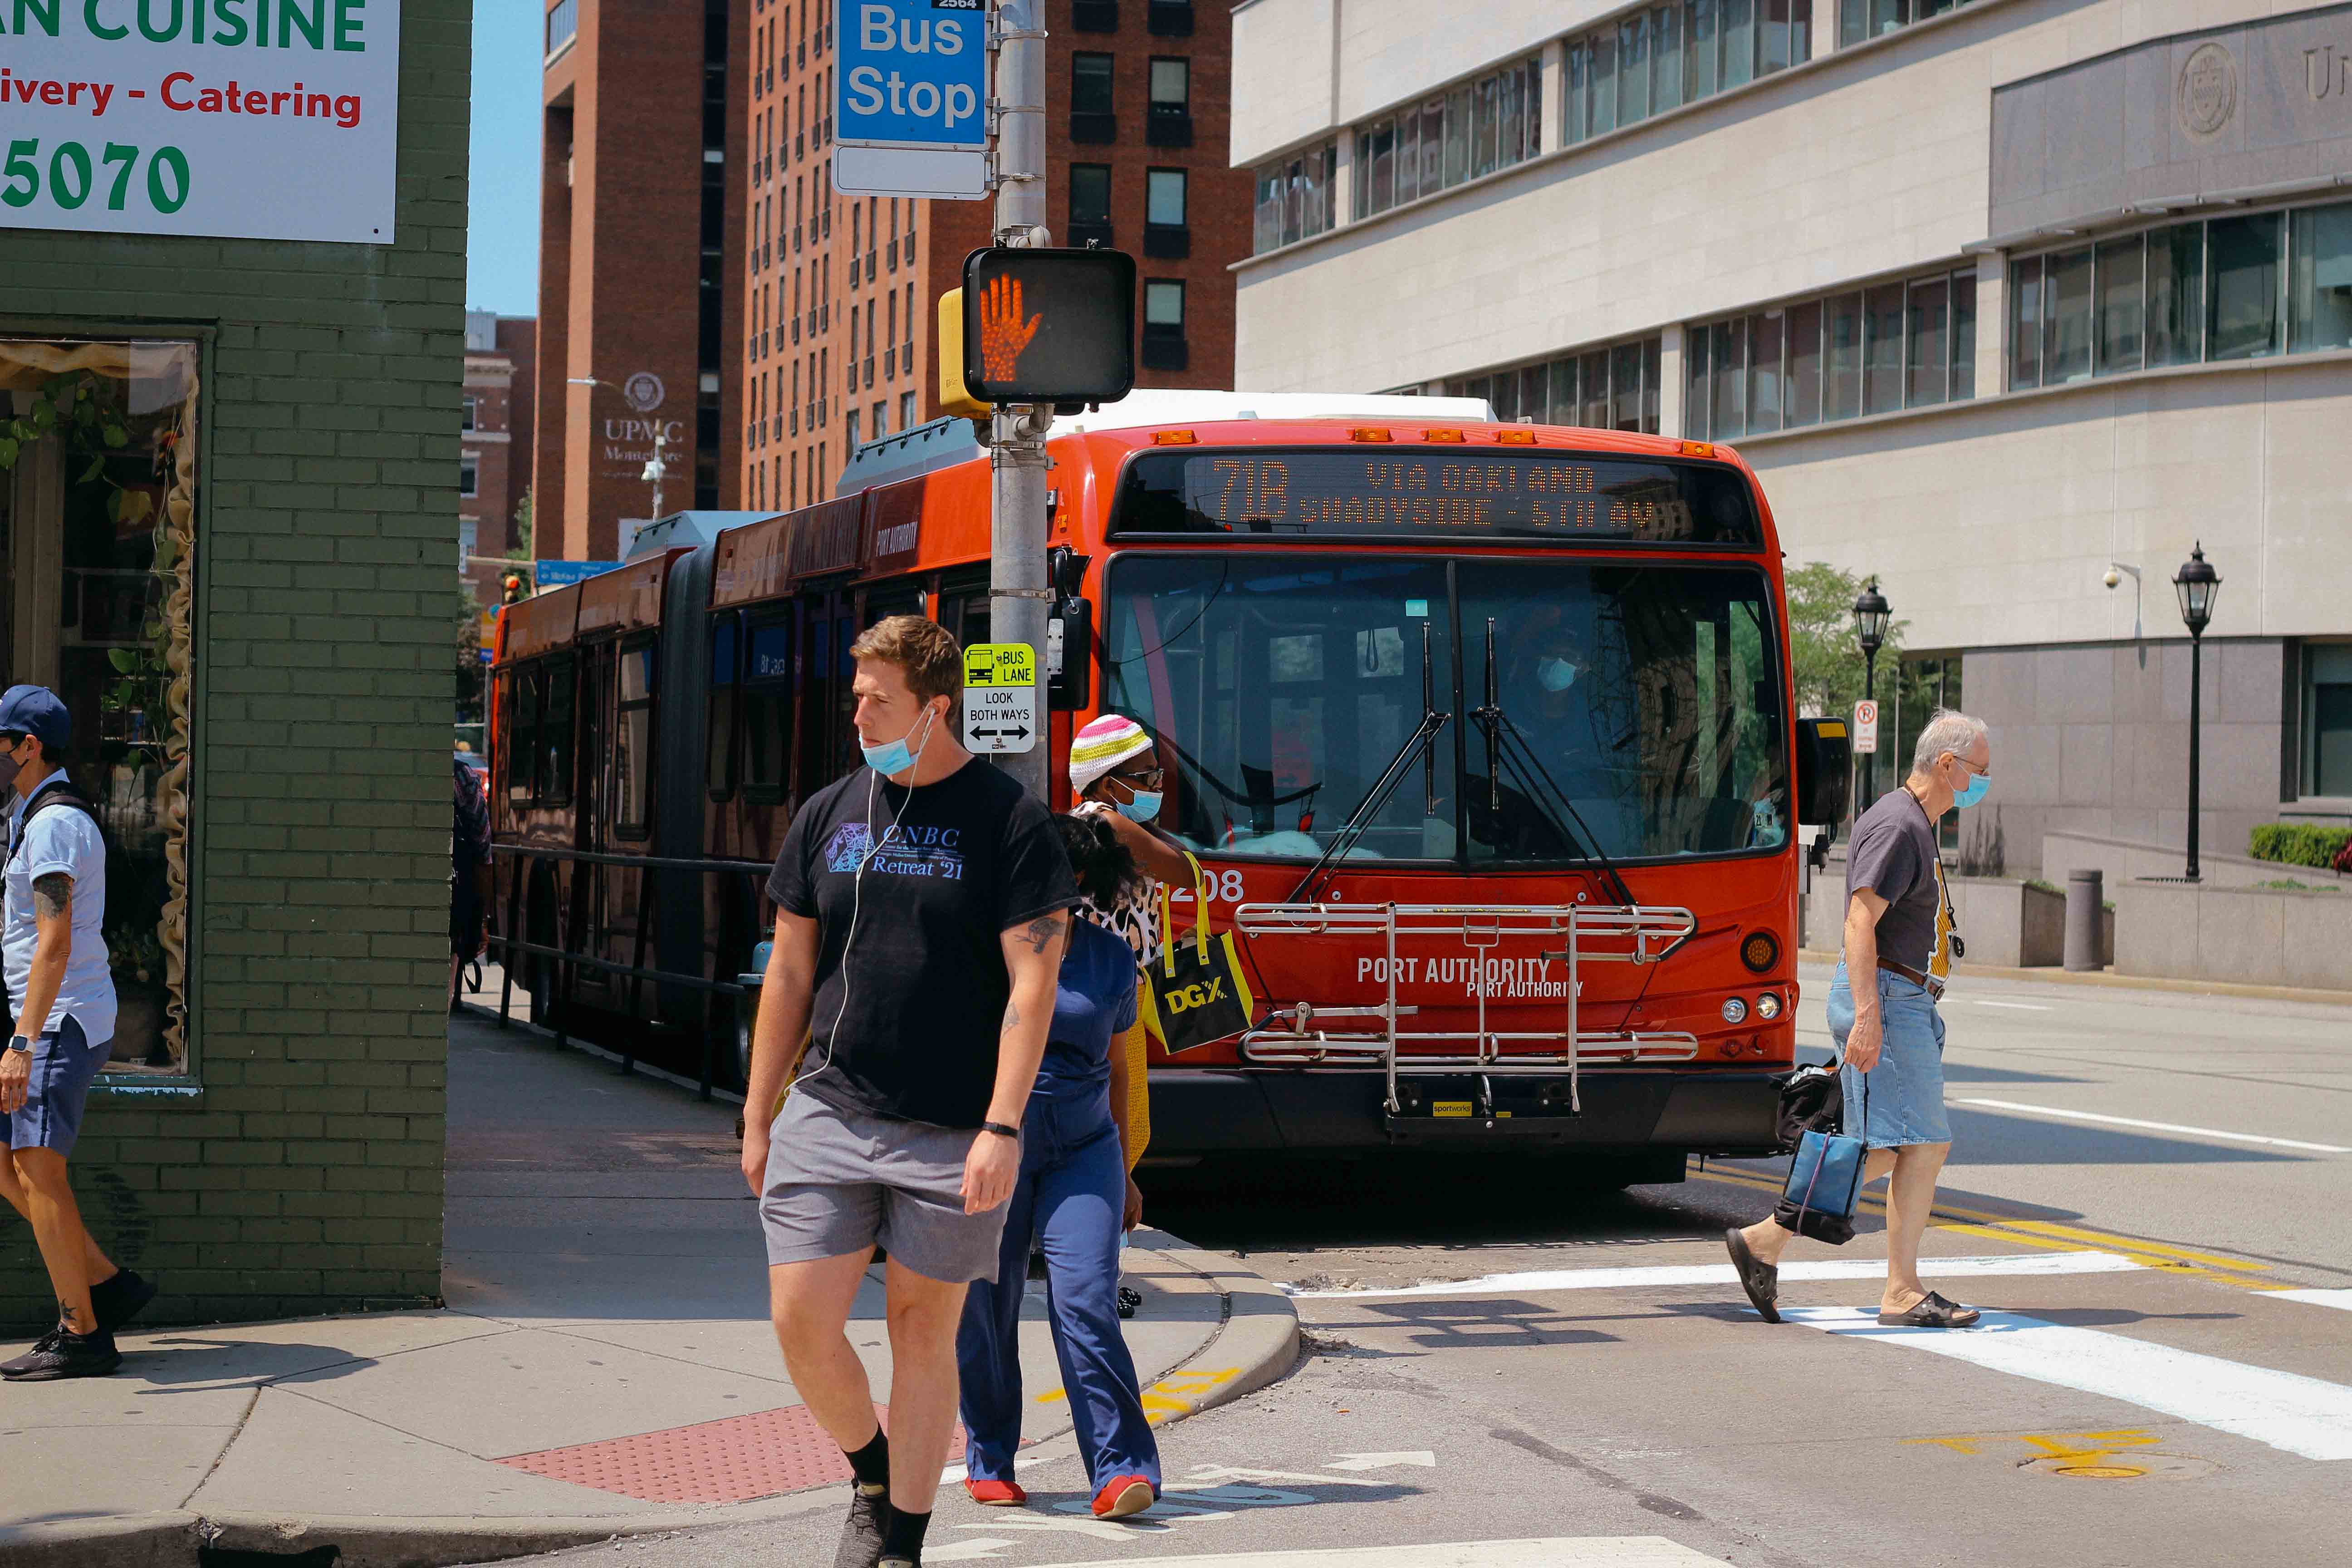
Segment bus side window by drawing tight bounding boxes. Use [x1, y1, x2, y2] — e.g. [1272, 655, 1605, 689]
[796, 605, 835, 799]
[509, 664, 541, 805]
[743, 614, 794, 803]
[834, 616, 859, 775]
[543, 653, 578, 805]
[709, 615, 740, 803]
[614, 635, 658, 840]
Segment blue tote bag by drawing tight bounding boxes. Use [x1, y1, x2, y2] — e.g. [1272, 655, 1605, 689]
[1779, 1075, 1867, 1245]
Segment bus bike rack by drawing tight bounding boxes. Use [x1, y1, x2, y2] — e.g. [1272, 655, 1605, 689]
[1231, 902, 1701, 1119]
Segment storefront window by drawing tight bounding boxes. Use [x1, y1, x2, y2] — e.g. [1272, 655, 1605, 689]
[0, 339, 200, 1073]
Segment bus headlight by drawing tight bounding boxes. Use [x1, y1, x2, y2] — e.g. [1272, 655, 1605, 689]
[1755, 992, 1782, 1021]
[1720, 997, 1749, 1024]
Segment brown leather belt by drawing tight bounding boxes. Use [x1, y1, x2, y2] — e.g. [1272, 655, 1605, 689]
[1876, 957, 1946, 999]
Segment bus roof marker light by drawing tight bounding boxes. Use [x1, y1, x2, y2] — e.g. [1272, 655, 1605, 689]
[1494, 429, 1537, 446]
[1151, 430, 1198, 446]
[1349, 427, 1392, 443]
[1422, 429, 1466, 444]
[1679, 441, 1716, 459]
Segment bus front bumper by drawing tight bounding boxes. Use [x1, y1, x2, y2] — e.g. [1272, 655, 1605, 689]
[1142, 1067, 1784, 1160]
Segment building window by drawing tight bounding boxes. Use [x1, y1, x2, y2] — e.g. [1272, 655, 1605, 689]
[1072, 53, 1116, 142]
[1145, 168, 1189, 258]
[1568, 1, 1809, 144]
[1839, 0, 1969, 49]
[1075, 0, 1119, 33]
[459, 519, 479, 563]
[461, 393, 479, 431]
[2008, 200, 2350, 390]
[2304, 644, 2352, 798]
[1148, 57, 1192, 147]
[1688, 266, 1974, 439]
[1353, 55, 1539, 223]
[1442, 334, 1666, 435]
[546, 0, 578, 59]
[460, 453, 480, 497]
[1069, 163, 1114, 248]
[1253, 141, 1338, 254]
[1142, 280, 1187, 371]
[846, 409, 861, 449]
[1147, 0, 1194, 37]
[901, 391, 917, 429]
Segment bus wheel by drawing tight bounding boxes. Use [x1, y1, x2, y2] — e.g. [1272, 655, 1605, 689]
[732, 1009, 755, 1093]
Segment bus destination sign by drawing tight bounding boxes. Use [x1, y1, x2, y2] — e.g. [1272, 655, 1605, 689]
[1109, 449, 1764, 547]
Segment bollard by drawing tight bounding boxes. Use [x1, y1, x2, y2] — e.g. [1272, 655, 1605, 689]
[2064, 868, 2104, 971]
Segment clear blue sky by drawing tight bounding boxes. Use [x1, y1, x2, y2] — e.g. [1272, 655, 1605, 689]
[466, 3, 544, 317]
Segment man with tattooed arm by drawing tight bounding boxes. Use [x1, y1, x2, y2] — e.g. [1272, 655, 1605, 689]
[743, 617, 1077, 1568]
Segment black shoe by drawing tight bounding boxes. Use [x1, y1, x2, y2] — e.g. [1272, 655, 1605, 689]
[91, 1269, 157, 1335]
[1117, 1284, 1141, 1319]
[833, 1482, 890, 1568]
[1724, 1227, 1781, 1324]
[1, 1325, 121, 1380]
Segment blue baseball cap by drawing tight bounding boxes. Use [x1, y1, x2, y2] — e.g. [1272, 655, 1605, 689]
[0, 686, 71, 753]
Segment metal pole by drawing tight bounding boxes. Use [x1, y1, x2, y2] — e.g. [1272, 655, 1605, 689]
[988, 0, 1052, 800]
[1862, 647, 1877, 812]
[2185, 629, 2203, 882]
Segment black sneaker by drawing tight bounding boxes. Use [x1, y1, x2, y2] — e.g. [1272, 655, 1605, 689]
[1117, 1284, 1142, 1319]
[833, 1482, 890, 1568]
[91, 1269, 157, 1335]
[1, 1325, 120, 1380]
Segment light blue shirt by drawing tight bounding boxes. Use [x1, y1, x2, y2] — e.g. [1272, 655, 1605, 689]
[5, 784, 116, 1044]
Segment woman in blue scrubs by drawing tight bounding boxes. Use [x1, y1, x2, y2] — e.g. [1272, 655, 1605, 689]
[957, 814, 1163, 1520]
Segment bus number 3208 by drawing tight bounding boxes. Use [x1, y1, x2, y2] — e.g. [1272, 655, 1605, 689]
[1171, 870, 1249, 905]
[3, 140, 192, 216]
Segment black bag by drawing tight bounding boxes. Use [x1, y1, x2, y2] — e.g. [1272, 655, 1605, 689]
[1137, 854, 1255, 1055]
[1772, 1063, 1862, 1245]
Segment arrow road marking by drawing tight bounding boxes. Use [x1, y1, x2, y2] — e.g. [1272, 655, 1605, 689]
[1325, 1451, 1437, 1471]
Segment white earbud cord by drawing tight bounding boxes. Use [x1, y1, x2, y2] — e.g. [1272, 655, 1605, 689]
[799, 705, 938, 1095]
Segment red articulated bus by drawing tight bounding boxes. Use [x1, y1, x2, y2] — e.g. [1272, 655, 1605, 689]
[489, 397, 1847, 1178]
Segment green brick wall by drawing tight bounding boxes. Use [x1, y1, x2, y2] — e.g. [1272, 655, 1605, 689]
[0, 3, 470, 1328]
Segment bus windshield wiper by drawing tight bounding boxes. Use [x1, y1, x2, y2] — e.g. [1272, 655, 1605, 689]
[1472, 617, 1638, 909]
[1289, 620, 1450, 905]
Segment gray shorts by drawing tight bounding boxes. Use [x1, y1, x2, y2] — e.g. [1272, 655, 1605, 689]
[760, 1088, 1014, 1284]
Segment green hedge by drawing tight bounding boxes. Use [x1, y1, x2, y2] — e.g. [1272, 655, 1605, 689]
[2249, 823, 2352, 868]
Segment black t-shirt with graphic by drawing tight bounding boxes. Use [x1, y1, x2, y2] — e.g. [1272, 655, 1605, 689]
[769, 757, 1078, 1128]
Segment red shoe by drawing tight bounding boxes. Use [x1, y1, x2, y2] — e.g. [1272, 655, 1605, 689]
[964, 1475, 1027, 1506]
[1091, 1474, 1156, 1518]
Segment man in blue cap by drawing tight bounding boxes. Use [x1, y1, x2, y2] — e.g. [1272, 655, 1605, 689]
[0, 685, 155, 1379]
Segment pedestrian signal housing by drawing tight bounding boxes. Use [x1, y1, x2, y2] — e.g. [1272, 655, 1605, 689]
[959, 248, 1136, 406]
[935, 288, 992, 420]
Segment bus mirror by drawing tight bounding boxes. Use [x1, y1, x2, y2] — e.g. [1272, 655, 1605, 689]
[1047, 549, 1093, 712]
[1794, 717, 1852, 829]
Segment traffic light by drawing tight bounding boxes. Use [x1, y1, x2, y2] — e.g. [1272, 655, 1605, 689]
[959, 248, 1136, 406]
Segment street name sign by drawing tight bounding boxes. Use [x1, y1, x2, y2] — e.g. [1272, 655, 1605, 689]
[1853, 699, 1880, 755]
[962, 641, 1038, 754]
[833, 0, 988, 199]
[0, 0, 401, 243]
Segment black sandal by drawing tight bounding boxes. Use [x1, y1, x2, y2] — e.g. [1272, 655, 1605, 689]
[1724, 1228, 1781, 1323]
[1877, 1290, 1981, 1328]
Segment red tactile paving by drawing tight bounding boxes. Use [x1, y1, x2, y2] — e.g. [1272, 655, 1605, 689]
[495, 1404, 967, 1506]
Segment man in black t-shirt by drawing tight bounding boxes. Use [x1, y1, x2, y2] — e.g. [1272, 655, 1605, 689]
[742, 615, 1074, 1568]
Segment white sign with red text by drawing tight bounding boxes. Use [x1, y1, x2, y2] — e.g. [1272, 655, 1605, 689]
[1853, 698, 1880, 754]
[0, 0, 400, 243]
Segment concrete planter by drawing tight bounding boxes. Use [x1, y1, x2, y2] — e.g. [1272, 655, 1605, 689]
[2114, 879, 2352, 991]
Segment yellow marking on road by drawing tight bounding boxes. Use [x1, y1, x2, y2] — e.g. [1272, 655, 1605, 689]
[1907, 1428, 2166, 1475]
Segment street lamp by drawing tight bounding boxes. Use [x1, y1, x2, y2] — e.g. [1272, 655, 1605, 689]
[1852, 579, 1891, 809]
[2172, 543, 2221, 882]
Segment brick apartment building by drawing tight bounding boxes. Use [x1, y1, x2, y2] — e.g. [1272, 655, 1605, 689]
[461, 311, 538, 607]
[537, 0, 748, 562]
[735, 0, 1254, 512]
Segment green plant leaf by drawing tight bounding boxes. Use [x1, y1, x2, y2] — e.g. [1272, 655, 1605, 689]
[102, 424, 128, 448]
[30, 401, 56, 431]
[117, 490, 153, 526]
[79, 456, 105, 482]
[108, 648, 138, 673]
[0, 438, 18, 470]
[152, 535, 178, 571]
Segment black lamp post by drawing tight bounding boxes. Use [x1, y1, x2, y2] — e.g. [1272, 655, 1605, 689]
[2173, 543, 2221, 882]
[1852, 580, 1891, 809]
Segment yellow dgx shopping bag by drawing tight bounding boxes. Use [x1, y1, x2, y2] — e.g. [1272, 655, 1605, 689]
[1138, 856, 1255, 1054]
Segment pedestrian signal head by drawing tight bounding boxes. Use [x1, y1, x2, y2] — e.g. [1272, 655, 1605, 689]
[960, 248, 1136, 405]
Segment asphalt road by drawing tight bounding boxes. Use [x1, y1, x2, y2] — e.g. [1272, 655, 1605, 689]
[481, 966, 2352, 1567]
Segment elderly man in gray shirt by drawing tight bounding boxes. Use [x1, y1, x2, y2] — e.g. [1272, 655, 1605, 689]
[1725, 709, 1994, 1330]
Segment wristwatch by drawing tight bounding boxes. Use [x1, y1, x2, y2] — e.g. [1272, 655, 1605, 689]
[6, 1036, 29, 1055]
[979, 1120, 1021, 1140]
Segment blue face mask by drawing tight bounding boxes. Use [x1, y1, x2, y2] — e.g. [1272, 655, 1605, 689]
[1953, 766, 1991, 809]
[1537, 657, 1581, 693]
[1116, 790, 1164, 824]
[860, 708, 936, 779]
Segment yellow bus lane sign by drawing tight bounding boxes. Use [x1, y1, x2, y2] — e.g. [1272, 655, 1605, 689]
[962, 642, 1039, 755]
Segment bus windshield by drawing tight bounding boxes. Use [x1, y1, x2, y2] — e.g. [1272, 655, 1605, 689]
[1103, 553, 1790, 867]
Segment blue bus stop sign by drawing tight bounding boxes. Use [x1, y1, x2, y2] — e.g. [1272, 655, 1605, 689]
[834, 0, 990, 199]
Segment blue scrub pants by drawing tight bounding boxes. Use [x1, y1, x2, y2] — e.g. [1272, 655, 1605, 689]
[957, 1089, 1162, 1492]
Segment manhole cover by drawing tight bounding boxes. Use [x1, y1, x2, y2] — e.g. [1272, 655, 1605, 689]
[2021, 1453, 2216, 1480]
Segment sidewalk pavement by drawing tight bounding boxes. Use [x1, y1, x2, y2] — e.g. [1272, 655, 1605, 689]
[0, 1004, 1299, 1568]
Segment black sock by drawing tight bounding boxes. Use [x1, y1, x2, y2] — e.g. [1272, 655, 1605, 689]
[845, 1430, 890, 1492]
[881, 1506, 930, 1562]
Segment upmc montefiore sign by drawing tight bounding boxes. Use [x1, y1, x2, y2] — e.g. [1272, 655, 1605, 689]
[0, 0, 400, 243]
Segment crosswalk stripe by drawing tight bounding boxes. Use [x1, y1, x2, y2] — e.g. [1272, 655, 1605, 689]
[1780, 1307, 2352, 1461]
[1029, 1539, 1735, 1567]
[2276, 1288, 2352, 1312]
[1288, 1250, 2142, 1300]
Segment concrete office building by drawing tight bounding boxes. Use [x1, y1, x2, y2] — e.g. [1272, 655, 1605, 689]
[736, 0, 1256, 511]
[1231, 0, 2352, 869]
[538, 0, 747, 559]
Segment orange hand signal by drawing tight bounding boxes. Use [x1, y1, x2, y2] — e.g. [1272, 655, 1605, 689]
[979, 274, 1043, 385]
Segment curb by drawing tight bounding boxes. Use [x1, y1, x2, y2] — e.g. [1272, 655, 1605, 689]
[1795, 950, 2352, 1007]
[0, 1235, 1301, 1568]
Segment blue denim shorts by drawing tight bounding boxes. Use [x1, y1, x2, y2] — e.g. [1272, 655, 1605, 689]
[1827, 960, 1951, 1148]
[6, 1016, 112, 1158]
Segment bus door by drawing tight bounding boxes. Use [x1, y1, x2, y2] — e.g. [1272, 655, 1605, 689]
[794, 587, 862, 803]
[569, 639, 615, 1006]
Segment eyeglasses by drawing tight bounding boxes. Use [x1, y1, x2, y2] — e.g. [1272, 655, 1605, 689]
[1109, 767, 1164, 790]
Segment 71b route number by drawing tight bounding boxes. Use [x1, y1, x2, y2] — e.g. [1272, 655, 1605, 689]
[3, 140, 191, 216]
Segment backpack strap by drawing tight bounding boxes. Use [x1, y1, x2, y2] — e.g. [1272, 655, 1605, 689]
[8, 779, 99, 873]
